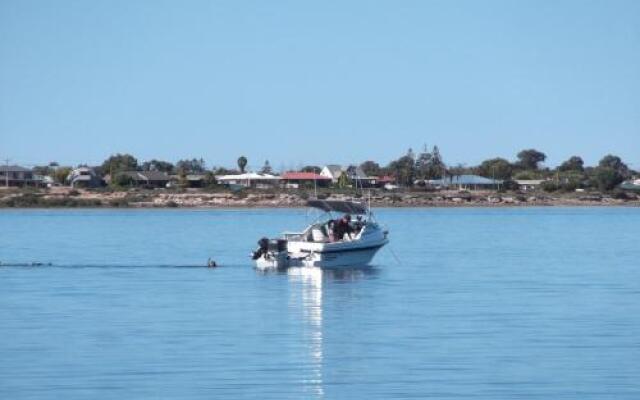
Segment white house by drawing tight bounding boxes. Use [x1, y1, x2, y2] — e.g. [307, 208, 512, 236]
[515, 179, 547, 192]
[320, 165, 344, 183]
[67, 167, 102, 188]
[215, 172, 281, 189]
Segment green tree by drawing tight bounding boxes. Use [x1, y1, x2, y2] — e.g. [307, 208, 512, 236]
[336, 172, 350, 188]
[421, 145, 446, 179]
[447, 163, 473, 176]
[476, 158, 513, 180]
[102, 154, 139, 176]
[594, 167, 622, 191]
[558, 156, 584, 172]
[359, 161, 381, 176]
[142, 159, 175, 173]
[517, 149, 546, 170]
[386, 150, 416, 186]
[237, 156, 248, 173]
[407, 147, 416, 161]
[414, 146, 432, 179]
[300, 165, 321, 173]
[203, 171, 217, 187]
[54, 167, 72, 184]
[598, 154, 629, 177]
[260, 160, 273, 174]
[592, 154, 630, 191]
[540, 180, 560, 192]
[176, 158, 205, 174]
[559, 172, 584, 192]
[112, 172, 134, 187]
[213, 166, 237, 175]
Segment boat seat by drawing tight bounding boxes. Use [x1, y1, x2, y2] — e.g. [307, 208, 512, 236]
[311, 228, 327, 242]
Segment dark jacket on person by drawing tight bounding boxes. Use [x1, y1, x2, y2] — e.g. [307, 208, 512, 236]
[333, 218, 353, 241]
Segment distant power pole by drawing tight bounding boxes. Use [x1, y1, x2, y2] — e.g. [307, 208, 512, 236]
[4, 158, 9, 187]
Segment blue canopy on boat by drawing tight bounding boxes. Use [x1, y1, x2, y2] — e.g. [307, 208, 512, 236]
[306, 200, 368, 215]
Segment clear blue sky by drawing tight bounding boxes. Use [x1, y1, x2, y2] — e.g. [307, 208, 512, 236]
[1, 0, 639, 171]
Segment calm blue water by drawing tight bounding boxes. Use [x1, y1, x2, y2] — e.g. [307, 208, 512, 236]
[1, 207, 639, 399]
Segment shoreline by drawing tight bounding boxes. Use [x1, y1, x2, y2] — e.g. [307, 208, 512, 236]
[1, 188, 638, 209]
[1, 205, 639, 212]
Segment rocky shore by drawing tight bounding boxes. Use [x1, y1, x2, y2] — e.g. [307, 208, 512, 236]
[1, 187, 638, 208]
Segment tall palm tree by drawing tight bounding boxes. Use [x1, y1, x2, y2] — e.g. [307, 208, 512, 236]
[237, 156, 248, 173]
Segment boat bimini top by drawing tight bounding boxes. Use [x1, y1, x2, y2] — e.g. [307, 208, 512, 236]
[305, 200, 368, 215]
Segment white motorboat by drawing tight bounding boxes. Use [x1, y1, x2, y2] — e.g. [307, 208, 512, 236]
[252, 200, 389, 269]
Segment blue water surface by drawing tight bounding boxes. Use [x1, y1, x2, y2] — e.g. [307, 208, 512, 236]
[1, 207, 639, 399]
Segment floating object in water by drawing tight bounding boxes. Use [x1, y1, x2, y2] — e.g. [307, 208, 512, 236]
[207, 258, 217, 268]
[0, 261, 52, 267]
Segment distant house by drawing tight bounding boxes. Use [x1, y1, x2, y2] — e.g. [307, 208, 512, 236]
[427, 175, 502, 190]
[0, 165, 37, 187]
[215, 172, 281, 189]
[105, 171, 171, 188]
[320, 165, 344, 183]
[619, 178, 640, 192]
[67, 167, 102, 188]
[515, 179, 547, 192]
[375, 175, 396, 189]
[376, 175, 396, 185]
[320, 164, 380, 187]
[34, 175, 55, 188]
[345, 165, 377, 187]
[281, 172, 331, 189]
[168, 174, 208, 188]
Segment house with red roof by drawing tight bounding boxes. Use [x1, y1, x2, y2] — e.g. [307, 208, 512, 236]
[281, 172, 331, 189]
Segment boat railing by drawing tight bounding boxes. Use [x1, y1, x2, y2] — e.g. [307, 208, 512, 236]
[282, 232, 305, 241]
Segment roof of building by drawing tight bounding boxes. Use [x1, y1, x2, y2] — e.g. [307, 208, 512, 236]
[345, 165, 372, 180]
[377, 175, 396, 183]
[429, 174, 502, 185]
[0, 165, 31, 172]
[113, 171, 170, 181]
[170, 174, 207, 181]
[186, 174, 206, 181]
[620, 180, 640, 191]
[138, 171, 170, 181]
[216, 172, 281, 181]
[322, 165, 344, 178]
[69, 167, 97, 176]
[515, 179, 546, 185]
[282, 172, 331, 180]
[71, 175, 94, 181]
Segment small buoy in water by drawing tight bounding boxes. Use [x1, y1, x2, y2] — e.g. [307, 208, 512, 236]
[207, 258, 217, 268]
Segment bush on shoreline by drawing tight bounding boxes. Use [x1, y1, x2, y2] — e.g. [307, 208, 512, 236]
[0, 193, 103, 208]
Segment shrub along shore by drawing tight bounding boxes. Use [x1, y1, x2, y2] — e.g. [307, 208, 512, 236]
[1, 187, 638, 209]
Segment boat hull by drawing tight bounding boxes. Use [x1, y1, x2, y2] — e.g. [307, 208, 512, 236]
[297, 242, 387, 268]
[255, 227, 388, 269]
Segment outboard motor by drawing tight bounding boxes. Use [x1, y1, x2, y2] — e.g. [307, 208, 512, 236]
[252, 237, 270, 260]
[252, 237, 289, 269]
[269, 239, 287, 253]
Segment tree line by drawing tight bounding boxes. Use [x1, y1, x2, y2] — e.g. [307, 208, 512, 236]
[32, 148, 636, 192]
[367, 147, 635, 192]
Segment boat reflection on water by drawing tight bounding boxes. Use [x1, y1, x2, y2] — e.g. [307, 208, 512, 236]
[287, 267, 324, 398]
[276, 266, 378, 398]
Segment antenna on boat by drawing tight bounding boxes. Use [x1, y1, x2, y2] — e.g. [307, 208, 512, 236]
[313, 166, 318, 199]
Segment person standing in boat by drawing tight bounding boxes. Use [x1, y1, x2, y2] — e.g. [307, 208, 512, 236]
[333, 214, 354, 241]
